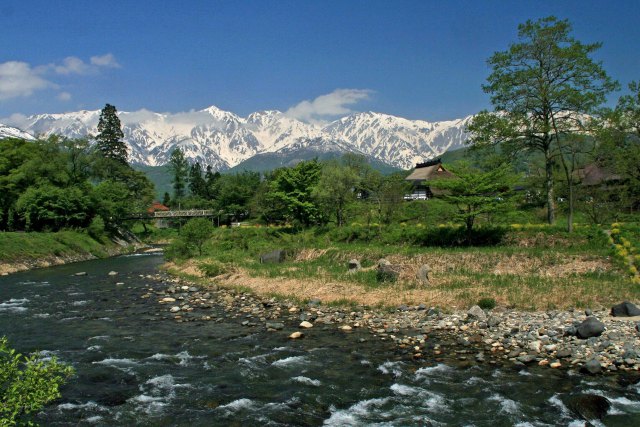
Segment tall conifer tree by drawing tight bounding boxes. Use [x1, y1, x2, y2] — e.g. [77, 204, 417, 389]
[96, 104, 128, 164]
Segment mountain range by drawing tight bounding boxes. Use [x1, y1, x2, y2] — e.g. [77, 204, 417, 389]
[0, 107, 473, 171]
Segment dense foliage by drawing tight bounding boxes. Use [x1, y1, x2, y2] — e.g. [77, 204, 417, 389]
[0, 125, 154, 233]
[0, 337, 74, 425]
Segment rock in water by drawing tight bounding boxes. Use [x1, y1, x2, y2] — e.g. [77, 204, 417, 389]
[108, 271, 118, 276]
[611, 301, 640, 317]
[289, 331, 303, 339]
[576, 317, 605, 339]
[565, 394, 611, 421]
[299, 321, 313, 328]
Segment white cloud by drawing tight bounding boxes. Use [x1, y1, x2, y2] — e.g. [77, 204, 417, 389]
[285, 89, 373, 123]
[52, 56, 92, 75]
[0, 54, 120, 102]
[57, 91, 72, 101]
[0, 61, 54, 100]
[90, 53, 121, 68]
[2, 113, 29, 128]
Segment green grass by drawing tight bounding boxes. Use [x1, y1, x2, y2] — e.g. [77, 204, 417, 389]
[160, 223, 639, 310]
[0, 230, 114, 263]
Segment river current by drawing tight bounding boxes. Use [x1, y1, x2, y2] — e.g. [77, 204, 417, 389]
[1, 253, 639, 426]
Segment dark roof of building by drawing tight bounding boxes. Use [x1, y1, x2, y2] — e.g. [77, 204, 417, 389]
[405, 161, 455, 182]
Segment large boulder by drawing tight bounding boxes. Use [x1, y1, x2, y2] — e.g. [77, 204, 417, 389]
[565, 393, 611, 421]
[611, 301, 640, 317]
[260, 249, 286, 264]
[576, 317, 605, 339]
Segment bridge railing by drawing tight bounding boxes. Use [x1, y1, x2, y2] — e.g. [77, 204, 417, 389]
[153, 210, 214, 218]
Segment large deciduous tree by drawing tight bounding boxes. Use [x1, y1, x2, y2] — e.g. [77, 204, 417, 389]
[95, 104, 128, 164]
[468, 16, 617, 226]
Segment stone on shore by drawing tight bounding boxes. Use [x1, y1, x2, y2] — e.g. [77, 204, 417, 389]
[576, 317, 605, 339]
[467, 305, 487, 322]
[299, 321, 313, 328]
[582, 359, 603, 374]
[611, 301, 640, 317]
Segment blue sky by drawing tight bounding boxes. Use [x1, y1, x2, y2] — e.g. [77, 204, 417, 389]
[1, 0, 639, 122]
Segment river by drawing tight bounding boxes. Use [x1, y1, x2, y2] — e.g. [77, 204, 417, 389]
[1, 253, 639, 426]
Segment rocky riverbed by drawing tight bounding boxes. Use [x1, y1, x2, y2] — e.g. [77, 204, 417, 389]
[142, 273, 640, 378]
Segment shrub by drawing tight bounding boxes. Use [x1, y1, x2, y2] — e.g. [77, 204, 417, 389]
[0, 337, 74, 425]
[477, 297, 497, 310]
[87, 216, 106, 241]
[200, 261, 227, 277]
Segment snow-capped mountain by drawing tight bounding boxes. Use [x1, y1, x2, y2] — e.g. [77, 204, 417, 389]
[1, 106, 471, 170]
[0, 123, 36, 141]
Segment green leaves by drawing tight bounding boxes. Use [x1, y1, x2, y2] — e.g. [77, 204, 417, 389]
[0, 337, 74, 425]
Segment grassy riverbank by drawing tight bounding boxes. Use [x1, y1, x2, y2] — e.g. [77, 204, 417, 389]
[163, 223, 640, 311]
[0, 231, 136, 275]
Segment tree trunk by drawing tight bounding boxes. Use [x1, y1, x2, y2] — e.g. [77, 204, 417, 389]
[545, 155, 555, 224]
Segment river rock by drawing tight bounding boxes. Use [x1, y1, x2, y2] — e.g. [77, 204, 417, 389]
[611, 301, 640, 317]
[266, 322, 284, 330]
[260, 249, 286, 264]
[348, 259, 361, 273]
[565, 393, 610, 421]
[160, 297, 176, 303]
[340, 325, 353, 331]
[288, 331, 304, 339]
[467, 305, 487, 322]
[576, 317, 605, 339]
[582, 359, 603, 374]
[75, 272, 87, 276]
[299, 321, 313, 328]
[108, 271, 118, 276]
[170, 306, 180, 313]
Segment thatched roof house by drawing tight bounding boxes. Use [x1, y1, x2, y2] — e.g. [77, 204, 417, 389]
[404, 159, 454, 199]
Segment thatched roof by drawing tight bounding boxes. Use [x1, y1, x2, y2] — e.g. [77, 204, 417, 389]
[575, 164, 621, 186]
[405, 160, 454, 182]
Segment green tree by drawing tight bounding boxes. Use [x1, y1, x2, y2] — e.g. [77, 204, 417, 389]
[215, 171, 261, 223]
[468, 16, 618, 226]
[95, 104, 128, 164]
[16, 184, 94, 231]
[314, 161, 358, 227]
[0, 337, 74, 425]
[595, 80, 640, 213]
[168, 148, 189, 202]
[180, 217, 213, 256]
[265, 160, 323, 227]
[429, 162, 519, 243]
[188, 162, 207, 198]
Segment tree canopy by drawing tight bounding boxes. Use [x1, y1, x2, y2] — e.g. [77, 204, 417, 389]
[468, 16, 618, 225]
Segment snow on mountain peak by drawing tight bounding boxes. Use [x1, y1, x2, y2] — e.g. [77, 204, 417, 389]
[2, 106, 471, 170]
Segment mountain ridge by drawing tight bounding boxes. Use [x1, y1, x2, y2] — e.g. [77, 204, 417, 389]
[1, 106, 472, 170]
